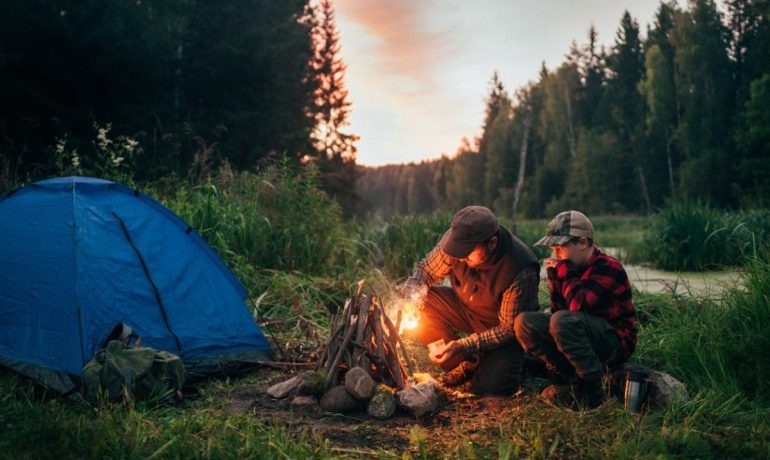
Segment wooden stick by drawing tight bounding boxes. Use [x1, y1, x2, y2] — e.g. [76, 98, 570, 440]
[378, 314, 404, 389]
[352, 295, 370, 364]
[382, 312, 415, 378]
[324, 314, 357, 389]
[395, 300, 403, 335]
[372, 305, 386, 361]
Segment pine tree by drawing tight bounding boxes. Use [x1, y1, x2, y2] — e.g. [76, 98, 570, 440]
[605, 11, 647, 212]
[642, 1, 681, 201]
[311, 0, 360, 215]
[673, 0, 735, 204]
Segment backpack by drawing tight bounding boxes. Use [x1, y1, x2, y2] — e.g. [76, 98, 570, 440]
[82, 340, 185, 404]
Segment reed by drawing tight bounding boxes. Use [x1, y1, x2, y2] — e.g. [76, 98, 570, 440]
[640, 200, 770, 270]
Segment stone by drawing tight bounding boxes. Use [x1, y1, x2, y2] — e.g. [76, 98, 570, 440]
[290, 395, 318, 411]
[319, 385, 363, 413]
[344, 366, 376, 400]
[367, 390, 396, 419]
[397, 379, 441, 417]
[647, 370, 689, 408]
[608, 363, 689, 410]
[266, 375, 300, 399]
[297, 370, 326, 396]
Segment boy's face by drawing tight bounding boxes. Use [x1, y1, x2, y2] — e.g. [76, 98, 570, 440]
[550, 237, 592, 267]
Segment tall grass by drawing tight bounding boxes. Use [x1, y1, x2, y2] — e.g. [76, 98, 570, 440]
[634, 256, 770, 402]
[640, 200, 770, 270]
[357, 212, 451, 279]
[163, 164, 347, 277]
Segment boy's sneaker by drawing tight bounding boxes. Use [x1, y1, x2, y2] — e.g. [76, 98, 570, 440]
[540, 378, 604, 410]
[578, 378, 604, 410]
[540, 383, 579, 407]
[439, 360, 479, 387]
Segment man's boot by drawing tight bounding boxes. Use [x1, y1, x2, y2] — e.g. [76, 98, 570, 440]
[439, 359, 479, 387]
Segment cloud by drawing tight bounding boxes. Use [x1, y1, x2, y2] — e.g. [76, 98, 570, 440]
[335, 0, 457, 82]
[333, 0, 480, 165]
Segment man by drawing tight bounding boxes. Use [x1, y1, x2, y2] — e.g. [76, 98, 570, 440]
[514, 210, 637, 409]
[401, 205, 540, 395]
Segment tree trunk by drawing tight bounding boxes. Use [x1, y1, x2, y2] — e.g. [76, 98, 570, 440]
[511, 109, 532, 232]
[666, 135, 675, 197]
[563, 83, 576, 158]
[637, 165, 652, 216]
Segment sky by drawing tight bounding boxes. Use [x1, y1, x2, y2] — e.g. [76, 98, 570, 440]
[333, 0, 673, 166]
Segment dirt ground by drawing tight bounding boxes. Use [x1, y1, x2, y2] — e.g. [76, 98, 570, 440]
[219, 337, 557, 455]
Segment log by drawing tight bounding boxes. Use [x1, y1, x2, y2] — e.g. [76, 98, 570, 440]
[324, 314, 358, 389]
[382, 311, 415, 378]
[352, 296, 371, 364]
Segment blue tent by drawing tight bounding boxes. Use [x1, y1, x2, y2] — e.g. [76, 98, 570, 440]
[0, 177, 271, 393]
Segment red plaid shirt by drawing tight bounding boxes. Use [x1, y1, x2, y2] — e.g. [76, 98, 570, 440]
[546, 247, 637, 361]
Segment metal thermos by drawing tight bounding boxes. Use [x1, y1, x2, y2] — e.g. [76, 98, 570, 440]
[624, 370, 647, 412]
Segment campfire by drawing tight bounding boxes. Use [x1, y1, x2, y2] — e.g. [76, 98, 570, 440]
[266, 282, 442, 418]
[318, 288, 415, 390]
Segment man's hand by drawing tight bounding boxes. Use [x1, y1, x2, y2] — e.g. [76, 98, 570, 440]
[432, 340, 464, 366]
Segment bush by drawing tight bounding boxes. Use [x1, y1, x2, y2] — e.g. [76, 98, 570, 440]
[159, 164, 349, 284]
[639, 201, 769, 270]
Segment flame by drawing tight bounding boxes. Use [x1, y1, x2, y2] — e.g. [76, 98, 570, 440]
[399, 299, 420, 333]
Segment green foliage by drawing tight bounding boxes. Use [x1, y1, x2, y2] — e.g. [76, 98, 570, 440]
[162, 164, 347, 279]
[734, 73, 770, 202]
[639, 200, 770, 270]
[634, 257, 770, 403]
[0, 0, 317, 179]
[152, 164, 360, 326]
[0, 370, 334, 459]
[357, 212, 451, 279]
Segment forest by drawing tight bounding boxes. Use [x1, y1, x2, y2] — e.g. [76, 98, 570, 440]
[0, 0, 359, 213]
[2, 1, 769, 221]
[359, 0, 770, 219]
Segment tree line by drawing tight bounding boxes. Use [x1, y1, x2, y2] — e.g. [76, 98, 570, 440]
[359, 0, 770, 219]
[0, 0, 359, 213]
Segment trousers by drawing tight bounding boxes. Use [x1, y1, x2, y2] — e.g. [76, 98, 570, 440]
[413, 286, 523, 395]
[514, 310, 620, 381]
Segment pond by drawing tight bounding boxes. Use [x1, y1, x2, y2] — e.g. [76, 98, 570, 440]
[605, 247, 742, 297]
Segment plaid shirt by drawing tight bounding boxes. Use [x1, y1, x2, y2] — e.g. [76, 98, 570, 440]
[406, 231, 540, 355]
[546, 247, 637, 361]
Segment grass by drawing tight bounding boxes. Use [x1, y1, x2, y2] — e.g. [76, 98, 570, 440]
[639, 201, 770, 271]
[3, 167, 770, 458]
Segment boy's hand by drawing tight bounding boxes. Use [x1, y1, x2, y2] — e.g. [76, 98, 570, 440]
[543, 257, 560, 270]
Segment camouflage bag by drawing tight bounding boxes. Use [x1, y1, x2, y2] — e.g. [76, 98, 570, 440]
[82, 340, 185, 404]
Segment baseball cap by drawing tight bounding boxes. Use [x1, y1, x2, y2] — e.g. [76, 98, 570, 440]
[442, 206, 499, 259]
[534, 210, 594, 247]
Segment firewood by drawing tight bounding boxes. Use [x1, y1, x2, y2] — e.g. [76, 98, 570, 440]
[352, 295, 370, 364]
[324, 314, 357, 389]
[382, 310, 415, 378]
